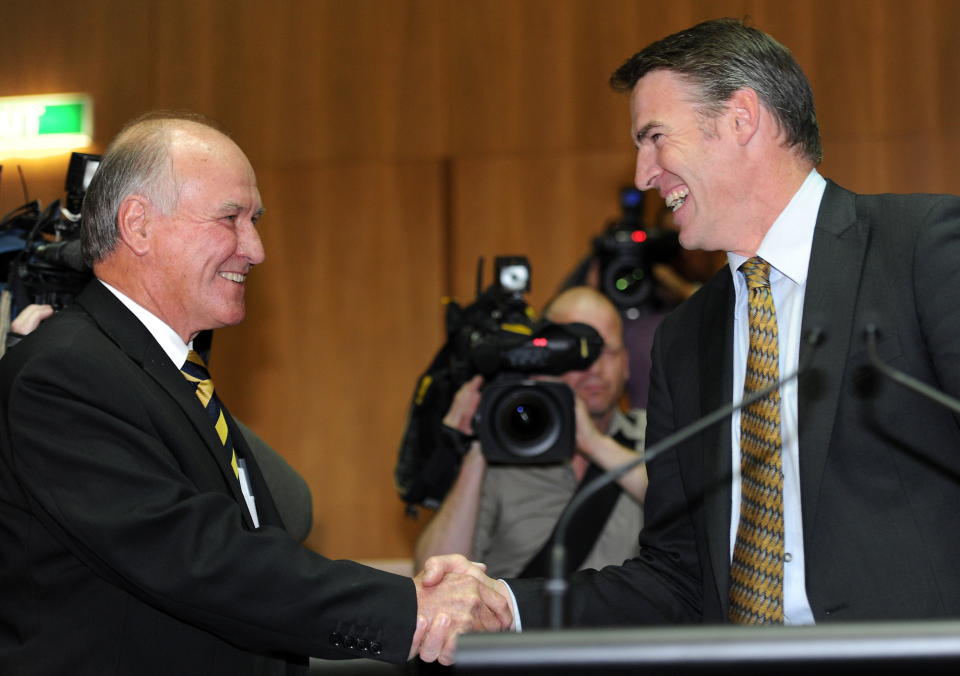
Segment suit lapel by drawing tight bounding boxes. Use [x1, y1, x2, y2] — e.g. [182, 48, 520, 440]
[75, 281, 259, 529]
[798, 181, 869, 531]
[698, 271, 735, 608]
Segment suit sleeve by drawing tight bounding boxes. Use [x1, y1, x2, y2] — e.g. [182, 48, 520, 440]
[507, 320, 703, 627]
[471, 467, 499, 561]
[911, 195, 960, 400]
[5, 336, 417, 663]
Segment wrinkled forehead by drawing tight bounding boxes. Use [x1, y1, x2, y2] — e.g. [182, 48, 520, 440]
[169, 129, 260, 202]
[629, 69, 704, 115]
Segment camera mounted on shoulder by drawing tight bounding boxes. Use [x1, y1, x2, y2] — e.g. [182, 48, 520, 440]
[0, 152, 100, 352]
[0, 152, 99, 311]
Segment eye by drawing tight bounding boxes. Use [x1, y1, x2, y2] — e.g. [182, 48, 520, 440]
[651, 133, 664, 144]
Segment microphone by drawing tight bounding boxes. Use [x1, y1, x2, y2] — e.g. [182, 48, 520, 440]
[863, 324, 960, 416]
[33, 240, 88, 273]
[544, 326, 825, 629]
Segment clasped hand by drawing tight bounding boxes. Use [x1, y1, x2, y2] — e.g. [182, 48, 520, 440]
[410, 554, 514, 664]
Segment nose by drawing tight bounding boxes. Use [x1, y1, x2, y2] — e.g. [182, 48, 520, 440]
[586, 352, 605, 376]
[238, 220, 266, 265]
[634, 145, 660, 191]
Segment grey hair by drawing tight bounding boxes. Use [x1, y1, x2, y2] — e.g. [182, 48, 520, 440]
[610, 18, 822, 165]
[80, 111, 226, 266]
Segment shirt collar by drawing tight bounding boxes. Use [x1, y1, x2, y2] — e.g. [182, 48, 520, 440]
[727, 169, 826, 285]
[98, 280, 191, 368]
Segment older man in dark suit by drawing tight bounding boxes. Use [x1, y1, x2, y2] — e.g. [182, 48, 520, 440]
[0, 112, 510, 675]
[424, 17, 960, 633]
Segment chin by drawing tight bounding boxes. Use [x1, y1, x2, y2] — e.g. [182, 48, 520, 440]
[215, 308, 247, 328]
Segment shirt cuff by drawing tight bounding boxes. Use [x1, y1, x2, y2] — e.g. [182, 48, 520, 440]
[498, 579, 522, 632]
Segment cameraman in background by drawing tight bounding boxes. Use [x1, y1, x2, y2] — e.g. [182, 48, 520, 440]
[414, 286, 645, 578]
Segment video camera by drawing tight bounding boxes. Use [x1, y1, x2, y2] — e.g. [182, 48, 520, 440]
[394, 256, 603, 512]
[0, 152, 99, 318]
[594, 186, 680, 319]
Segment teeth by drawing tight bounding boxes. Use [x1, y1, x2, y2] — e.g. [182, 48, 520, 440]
[665, 187, 689, 212]
[220, 272, 246, 283]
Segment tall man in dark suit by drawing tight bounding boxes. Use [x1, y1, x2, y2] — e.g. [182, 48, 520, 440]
[423, 17, 960, 634]
[0, 111, 510, 675]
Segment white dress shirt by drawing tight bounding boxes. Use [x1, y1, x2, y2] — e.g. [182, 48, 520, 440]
[727, 169, 826, 624]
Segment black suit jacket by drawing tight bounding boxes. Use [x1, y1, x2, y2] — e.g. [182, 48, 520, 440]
[0, 281, 416, 675]
[512, 181, 960, 626]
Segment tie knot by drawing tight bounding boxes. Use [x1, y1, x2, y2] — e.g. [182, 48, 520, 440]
[181, 349, 211, 382]
[740, 256, 771, 289]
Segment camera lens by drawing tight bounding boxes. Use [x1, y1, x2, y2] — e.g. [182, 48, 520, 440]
[476, 379, 574, 464]
[491, 386, 562, 458]
[603, 260, 653, 310]
[501, 401, 548, 443]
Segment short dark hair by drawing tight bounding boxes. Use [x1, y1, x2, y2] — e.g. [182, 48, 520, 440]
[81, 111, 227, 266]
[610, 18, 822, 165]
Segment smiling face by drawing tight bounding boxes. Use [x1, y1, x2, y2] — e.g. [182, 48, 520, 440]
[142, 125, 265, 341]
[629, 69, 745, 254]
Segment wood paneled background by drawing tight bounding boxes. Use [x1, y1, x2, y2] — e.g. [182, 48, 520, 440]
[1, 0, 957, 561]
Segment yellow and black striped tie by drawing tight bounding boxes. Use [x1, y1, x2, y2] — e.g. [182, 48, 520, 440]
[180, 350, 239, 479]
[729, 256, 784, 624]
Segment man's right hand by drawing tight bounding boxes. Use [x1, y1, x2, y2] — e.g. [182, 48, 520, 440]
[443, 375, 484, 434]
[410, 554, 514, 664]
[10, 304, 55, 336]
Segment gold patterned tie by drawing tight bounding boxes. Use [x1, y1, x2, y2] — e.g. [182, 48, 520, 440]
[729, 257, 784, 624]
[180, 350, 240, 479]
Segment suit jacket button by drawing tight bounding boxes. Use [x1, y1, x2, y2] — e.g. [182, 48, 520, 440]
[344, 635, 357, 650]
[369, 641, 382, 656]
[329, 632, 343, 648]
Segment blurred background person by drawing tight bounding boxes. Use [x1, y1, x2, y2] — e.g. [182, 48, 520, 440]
[414, 286, 645, 578]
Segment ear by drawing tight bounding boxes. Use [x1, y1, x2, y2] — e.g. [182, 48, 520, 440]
[728, 88, 761, 146]
[116, 196, 151, 256]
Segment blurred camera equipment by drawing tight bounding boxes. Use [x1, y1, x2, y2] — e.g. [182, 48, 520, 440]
[395, 256, 603, 512]
[0, 152, 99, 315]
[472, 319, 601, 464]
[474, 377, 573, 464]
[594, 186, 679, 319]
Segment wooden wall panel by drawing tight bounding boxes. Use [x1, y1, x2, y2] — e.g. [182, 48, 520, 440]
[0, 0, 154, 213]
[449, 151, 638, 310]
[1, 0, 958, 562]
[153, 0, 449, 164]
[211, 160, 446, 558]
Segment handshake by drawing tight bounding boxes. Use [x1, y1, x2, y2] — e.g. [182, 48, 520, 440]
[410, 554, 515, 664]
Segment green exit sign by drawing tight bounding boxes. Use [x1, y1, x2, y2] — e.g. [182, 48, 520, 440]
[0, 93, 93, 153]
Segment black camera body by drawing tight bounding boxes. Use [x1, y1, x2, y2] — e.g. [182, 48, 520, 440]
[474, 375, 574, 464]
[595, 186, 680, 317]
[1, 152, 100, 316]
[470, 319, 602, 465]
[395, 256, 602, 510]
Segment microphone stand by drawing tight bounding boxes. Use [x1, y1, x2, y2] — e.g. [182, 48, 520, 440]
[545, 327, 823, 630]
[864, 324, 960, 416]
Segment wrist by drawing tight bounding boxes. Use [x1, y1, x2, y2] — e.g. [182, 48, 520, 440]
[579, 427, 608, 453]
[441, 424, 477, 457]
